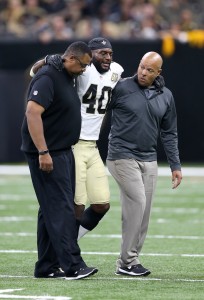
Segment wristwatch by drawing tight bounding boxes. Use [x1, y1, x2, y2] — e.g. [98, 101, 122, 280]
[38, 150, 49, 155]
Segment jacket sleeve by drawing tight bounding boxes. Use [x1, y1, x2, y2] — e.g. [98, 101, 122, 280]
[160, 92, 181, 171]
[106, 81, 121, 110]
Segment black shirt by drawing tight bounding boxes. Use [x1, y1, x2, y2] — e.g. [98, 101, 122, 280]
[21, 65, 81, 153]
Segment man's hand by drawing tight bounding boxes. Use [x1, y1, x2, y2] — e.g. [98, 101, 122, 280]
[39, 153, 53, 173]
[172, 170, 182, 189]
[46, 54, 64, 71]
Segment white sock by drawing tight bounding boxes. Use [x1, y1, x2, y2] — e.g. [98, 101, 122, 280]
[78, 226, 89, 241]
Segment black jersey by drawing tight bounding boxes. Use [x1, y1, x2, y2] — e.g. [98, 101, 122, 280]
[21, 65, 81, 153]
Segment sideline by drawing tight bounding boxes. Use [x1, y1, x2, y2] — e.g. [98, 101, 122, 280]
[0, 165, 204, 176]
[0, 289, 71, 299]
[0, 276, 203, 283]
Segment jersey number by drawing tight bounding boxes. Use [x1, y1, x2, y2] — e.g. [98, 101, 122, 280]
[82, 84, 112, 114]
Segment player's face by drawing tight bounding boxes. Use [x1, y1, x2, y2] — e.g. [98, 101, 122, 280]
[64, 53, 92, 76]
[137, 57, 161, 87]
[92, 48, 113, 74]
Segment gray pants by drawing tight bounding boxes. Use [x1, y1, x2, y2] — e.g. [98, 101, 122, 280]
[107, 159, 158, 268]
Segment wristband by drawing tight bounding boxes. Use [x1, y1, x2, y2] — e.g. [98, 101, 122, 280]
[44, 55, 49, 64]
[38, 150, 49, 155]
[30, 68, 35, 77]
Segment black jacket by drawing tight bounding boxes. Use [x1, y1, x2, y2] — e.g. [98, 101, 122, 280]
[107, 75, 181, 171]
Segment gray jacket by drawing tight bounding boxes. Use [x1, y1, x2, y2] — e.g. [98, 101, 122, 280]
[107, 75, 181, 171]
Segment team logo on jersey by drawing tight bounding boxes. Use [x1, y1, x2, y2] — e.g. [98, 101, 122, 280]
[111, 73, 118, 82]
[33, 90, 38, 95]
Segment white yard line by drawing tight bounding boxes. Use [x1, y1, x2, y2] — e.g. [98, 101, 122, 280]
[0, 289, 71, 300]
[0, 297, 70, 300]
[0, 217, 203, 224]
[92, 277, 204, 282]
[0, 165, 204, 176]
[1, 232, 204, 240]
[0, 250, 203, 257]
[0, 217, 34, 221]
[0, 276, 203, 283]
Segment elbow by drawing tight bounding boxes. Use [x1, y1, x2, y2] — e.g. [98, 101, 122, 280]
[25, 107, 34, 120]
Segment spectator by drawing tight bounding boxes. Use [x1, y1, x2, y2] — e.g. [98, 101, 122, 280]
[0, 0, 204, 46]
[39, 0, 66, 14]
[179, 8, 198, 31]
[0, 0, 26, 38]
[49, 15, 73, 40]
[19, 0, 47, 37]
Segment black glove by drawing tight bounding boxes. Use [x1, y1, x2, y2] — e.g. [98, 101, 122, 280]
[154, 75, 165, 91]
[45, 54, 64, 71]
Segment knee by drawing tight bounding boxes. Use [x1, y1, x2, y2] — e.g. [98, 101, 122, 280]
[91, 203, 110, 214]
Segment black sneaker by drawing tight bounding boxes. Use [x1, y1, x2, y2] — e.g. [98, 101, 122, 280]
[115, 264, 151, 276]
[35, 268, 66, 278]
[65, 267, 98, 280]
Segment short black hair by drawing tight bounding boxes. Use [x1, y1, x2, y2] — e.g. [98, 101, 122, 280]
[64, 41, 92, 58]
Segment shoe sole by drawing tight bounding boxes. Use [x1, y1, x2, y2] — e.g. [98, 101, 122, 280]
[65, 268, 98, 280]
[35, 276, 66, 279]
[115, 270, 151, 277]
[47, 275, 66, 279]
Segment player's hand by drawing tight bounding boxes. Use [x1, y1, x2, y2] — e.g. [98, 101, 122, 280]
[45, 54, 63, 71]
[172, 170, 182, 189]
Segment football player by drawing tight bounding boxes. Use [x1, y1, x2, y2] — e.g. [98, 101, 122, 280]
[30, 37, 124, 240]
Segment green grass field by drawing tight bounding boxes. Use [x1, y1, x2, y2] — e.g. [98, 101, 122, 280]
[0, 168, 204, 300]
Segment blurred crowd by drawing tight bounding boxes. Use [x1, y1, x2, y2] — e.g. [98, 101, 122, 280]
[0, 0, 204, 43]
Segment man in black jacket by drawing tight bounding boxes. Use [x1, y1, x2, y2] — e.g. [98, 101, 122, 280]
[106, 51, 182, 276]
[21, 41, 98, 280]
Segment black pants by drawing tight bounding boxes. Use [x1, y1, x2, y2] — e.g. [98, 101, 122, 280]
[25, 149, 86, 276]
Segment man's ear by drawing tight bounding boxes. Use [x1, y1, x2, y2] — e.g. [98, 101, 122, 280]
[158, 68, 162, 76]
[68, 55, 77, 63]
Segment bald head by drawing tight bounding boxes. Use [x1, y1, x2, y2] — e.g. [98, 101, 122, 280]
[137, 51, 163, 87]
[141, 52, 163, 70]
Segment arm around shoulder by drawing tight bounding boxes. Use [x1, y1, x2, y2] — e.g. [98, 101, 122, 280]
[30, 58, 47, 77]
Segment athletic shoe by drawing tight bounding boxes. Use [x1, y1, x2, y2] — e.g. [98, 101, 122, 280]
[65, 267, 98, 280]
[115, 264, 151, 276]
[35, 268, 66, 278]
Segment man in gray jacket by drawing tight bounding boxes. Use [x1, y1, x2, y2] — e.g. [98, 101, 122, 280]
[106, 51, 182, 276]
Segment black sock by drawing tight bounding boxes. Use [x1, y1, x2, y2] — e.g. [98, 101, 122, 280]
[80, 207, 106, 231]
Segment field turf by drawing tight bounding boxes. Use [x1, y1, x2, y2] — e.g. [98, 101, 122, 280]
[0, 168, 204, 300]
